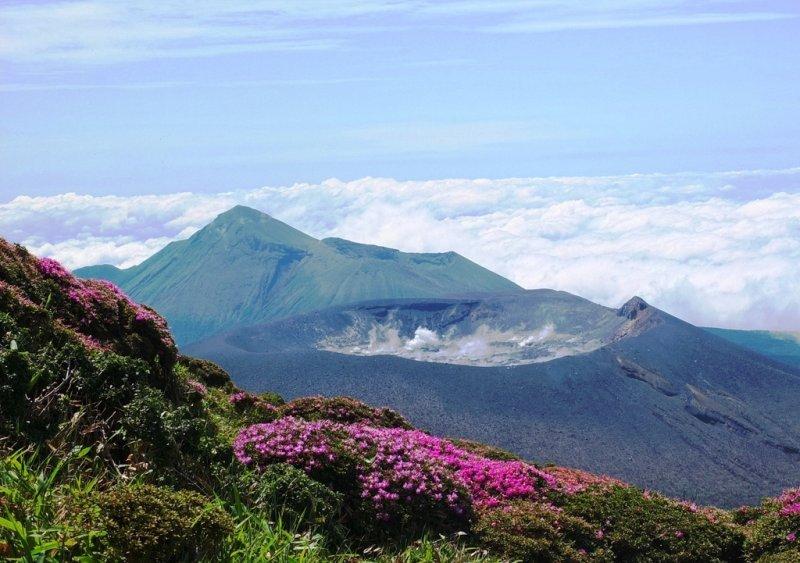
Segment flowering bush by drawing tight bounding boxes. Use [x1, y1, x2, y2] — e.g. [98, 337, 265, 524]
[186, 379, 208, 396]
[36, 257, 71, 281]
[234, 416, 567, 537]
[744, 488, 800, 561]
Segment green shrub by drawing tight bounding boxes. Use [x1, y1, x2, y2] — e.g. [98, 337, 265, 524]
[237, 463, 343, 534]
[177, 355, 233, 390]
[278, 396, 411, 429]
[743, 501, 800, 561]
[563, 486, 744, 562]
[122, 386, 207, 463]
[88, 484, 233, 562]
[450, 438, 522, 461]
[474, 501, 605, 562]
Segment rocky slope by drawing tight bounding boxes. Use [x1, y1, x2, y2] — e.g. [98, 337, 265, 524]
[187, 292, 800, 507]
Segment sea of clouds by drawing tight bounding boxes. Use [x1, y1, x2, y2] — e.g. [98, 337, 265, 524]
[1, 167, 799, 330]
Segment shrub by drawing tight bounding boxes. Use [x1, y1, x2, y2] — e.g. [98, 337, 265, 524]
[474, 501, 605, 562]
[177, 355, 233, 390]
[744, 489, 800, 561]
[87, 484, 233, 562]
[122, 386, 208, 464]
[238, 463, 343, 533]
[234, 417, 471, 536]
[449, 438, 522, 461]
[278, 395, 411, 429]
[563, 486, 744, 562]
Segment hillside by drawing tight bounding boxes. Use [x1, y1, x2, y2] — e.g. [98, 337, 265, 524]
[187, 292, 800, 508]
[705, 327, 800, 369]
[75, 206, 520, 345]
[3, 238, 800, 561]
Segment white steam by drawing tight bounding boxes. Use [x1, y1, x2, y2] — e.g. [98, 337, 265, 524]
[318, 322, 604, 367]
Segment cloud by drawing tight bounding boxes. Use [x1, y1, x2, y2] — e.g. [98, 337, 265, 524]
[1, 167, 799, 331]
[1, 1, 796, 64]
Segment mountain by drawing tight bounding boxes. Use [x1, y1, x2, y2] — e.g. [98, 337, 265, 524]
[186, 291, 800, 507]
[75, 206, 520, 345]
[705, 327, 800, 369]
[6, 237, 795, 562]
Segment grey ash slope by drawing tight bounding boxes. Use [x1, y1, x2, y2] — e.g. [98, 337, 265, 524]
[75, 206, 520, 345]
[186, 292, 800, 507]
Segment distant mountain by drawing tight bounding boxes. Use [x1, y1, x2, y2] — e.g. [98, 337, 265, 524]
[186, 291, 800, 507]
[704, 327, 800, 369]
[75, 206, 520, 344]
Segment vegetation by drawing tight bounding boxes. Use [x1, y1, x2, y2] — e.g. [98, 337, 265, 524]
[1, 238, 798, 561]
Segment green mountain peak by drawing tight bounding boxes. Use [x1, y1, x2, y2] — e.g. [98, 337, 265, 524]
[75, 206, 521, 344]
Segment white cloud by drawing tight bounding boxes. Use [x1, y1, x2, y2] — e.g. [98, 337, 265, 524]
[0, 1, 795, 64]
[1, 167, 799, 331]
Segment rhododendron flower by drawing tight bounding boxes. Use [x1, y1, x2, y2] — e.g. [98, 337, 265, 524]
[234, 417, 560, 523]
[36, 257, 71, 281]
[187, 379, 207, 396]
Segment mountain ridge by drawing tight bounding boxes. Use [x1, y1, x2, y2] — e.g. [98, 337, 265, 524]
[75, 206, 521, 345]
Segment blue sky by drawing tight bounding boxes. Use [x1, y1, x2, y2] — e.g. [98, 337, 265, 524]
[1, 1, 799, 329]
[1, 0, 799, 197]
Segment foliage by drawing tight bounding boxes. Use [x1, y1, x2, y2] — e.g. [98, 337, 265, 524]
[177, 355, 233, 390]
[80, 483, 233, 562]
[473, 500, 606, 562]
[235, 463, 343, 534]
[3, 241, 800, 562]
[563, 485, 744, 562]
[743, 489, 800, 562]
[278, 395, 411, 429]
[0, 447, 103, 562]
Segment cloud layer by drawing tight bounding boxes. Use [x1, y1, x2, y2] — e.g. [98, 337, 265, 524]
[2, 168, 799, 330]
[1, 1, 796, 64]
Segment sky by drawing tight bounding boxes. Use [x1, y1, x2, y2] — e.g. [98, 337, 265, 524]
[1, 1, 799, 330]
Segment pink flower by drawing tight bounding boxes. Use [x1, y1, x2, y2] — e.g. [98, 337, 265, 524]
[787, 532, 797, 542]
[187, 379, 207, 396]
[36, 257, 71, 281]
[675, 530, 684, 539]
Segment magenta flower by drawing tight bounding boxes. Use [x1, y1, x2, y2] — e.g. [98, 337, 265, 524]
[36, 257, 71, 281]
[233, 417, 560, 522]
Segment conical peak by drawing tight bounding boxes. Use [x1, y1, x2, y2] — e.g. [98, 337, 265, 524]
[619, 296, 649, 319]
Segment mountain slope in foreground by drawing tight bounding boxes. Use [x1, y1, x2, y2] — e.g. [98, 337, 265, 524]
[2, 238, 800, 561]
[188, 291, 800, 508]
[75, 205, 520, 345]
[706, 327, 800, 369]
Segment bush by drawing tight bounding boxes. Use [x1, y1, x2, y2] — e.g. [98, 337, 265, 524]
[278, 395, 411, 429]
[122, 386, 208, 464]
[234, 417, 472, 537]
[563, 486, 744, 562]
[87, 484, 233, 562]
[474, 501, 605, 562]
[238, 463, 343, 533]
[177, 355, 233, 390]
[744, 489, 800, 561]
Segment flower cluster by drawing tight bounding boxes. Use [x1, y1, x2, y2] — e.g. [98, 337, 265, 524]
[234, 417, 559, 522]
[36, 256, 71, 281]
[186, 379, 208, 396]
[234, 417, 338, 471]
[778, 489, 800, 518]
